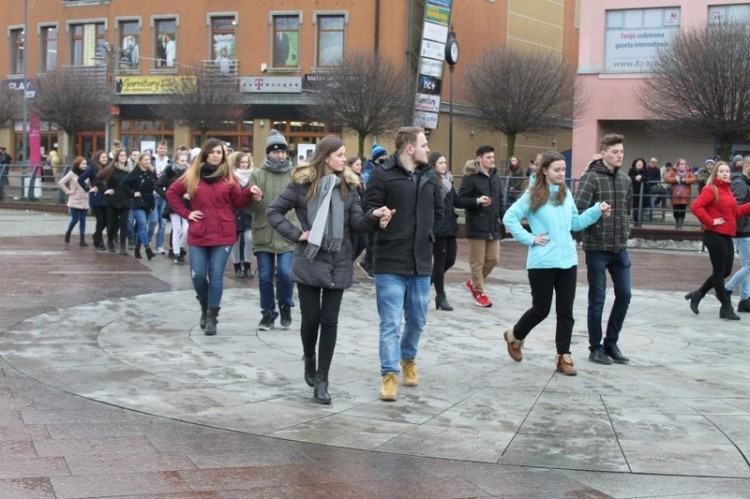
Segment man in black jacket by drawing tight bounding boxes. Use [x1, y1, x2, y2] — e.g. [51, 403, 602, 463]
[456, 145, 505, 307]
[364, 126, 443, 402]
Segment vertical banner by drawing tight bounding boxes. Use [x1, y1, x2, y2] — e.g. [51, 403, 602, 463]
[413, 0, 453, 130]
[30, 114, 41, 169]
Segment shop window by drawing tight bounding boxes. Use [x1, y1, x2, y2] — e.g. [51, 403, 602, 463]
[118, 20, 139, 70]
[191, 119, 253, 151]
[154, 18, 177, 69]
[119, 119, 174, 153]
[315, 14, 346, 67]
[272, 15, 300, 68]
[41, 26, 57, 72]
[9, 28, 24, 75]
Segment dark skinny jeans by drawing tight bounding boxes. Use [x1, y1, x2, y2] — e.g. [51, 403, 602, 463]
[297, 283, 344, 373]
[514, 266, 577, 354]
[697, 230, 734, 306]
[432, 236, 457, 295]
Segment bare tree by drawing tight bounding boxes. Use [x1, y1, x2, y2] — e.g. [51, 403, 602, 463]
[33, 67, 112, 161]
[638, 22, 750, 159]
[153, 66, 244, 144]
[0, 86, 22, 128]
[461, 48, 580, 158]
[307, 49, 412, 156]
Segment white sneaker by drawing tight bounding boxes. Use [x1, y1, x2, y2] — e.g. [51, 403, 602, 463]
[156, 247, 166, 255]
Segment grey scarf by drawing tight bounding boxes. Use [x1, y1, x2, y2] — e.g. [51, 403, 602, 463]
[440, 173, 453, 200]
[262, 156, 293, 174]
[305, 174, 344, 262]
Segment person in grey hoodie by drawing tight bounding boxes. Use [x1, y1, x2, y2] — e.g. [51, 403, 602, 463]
[268, 136, 390, 404]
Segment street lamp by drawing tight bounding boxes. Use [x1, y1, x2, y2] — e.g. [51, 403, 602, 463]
[444, 27, 459, 171]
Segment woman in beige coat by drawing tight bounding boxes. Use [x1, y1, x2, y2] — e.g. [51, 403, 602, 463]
[58, 156, 91, 246]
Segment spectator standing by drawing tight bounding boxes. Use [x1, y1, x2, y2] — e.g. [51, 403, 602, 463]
[58, 157, 90, 247]
[267, 136, 388, 404]
[347, 155, 368, 262]
[644, 157, 663, 221]
[503, 151, 609, 375]
[724, 155, 750, 312]
[363, 126, 443, 402]
[664, 159, 697, 229]
[456, 145, 506, 307]
[156, 150, 190, 264]
[732, 154, 744, 173]
[357, 144, 388, 278]
[248, 130, 299, 331]
[505, 156, 526, 208]
[573, 133, 633, 366]
[429, 151, 458, 311]
[77, 150, 109, 250]
[686, 161, 750, 320]
[166, 139, 262, 335]
[696, 158, 715, 192]
[627, 157, 649, 227]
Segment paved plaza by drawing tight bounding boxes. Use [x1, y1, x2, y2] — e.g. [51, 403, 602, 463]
[1, 208, 749, 498]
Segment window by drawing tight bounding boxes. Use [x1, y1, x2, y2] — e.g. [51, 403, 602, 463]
[119, 119, 174, 152]
[190, 119, 253, 150]
[316, 15, 345, 67]
[604, 7, 680, 74]
[154, 18, 177, 68]
[10, 28, 25, 75]
[273, 15, 300, 68]
[41, 26, 57, 72]
[211, 16, 236, 61]
[118, 20, 139, 70]
[70, 22, 105, 66]
[709, 4, 750, 24]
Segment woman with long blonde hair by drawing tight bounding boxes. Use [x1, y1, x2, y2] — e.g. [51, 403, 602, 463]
[120, 153, 157, 260]
[166, 138, 263, 335]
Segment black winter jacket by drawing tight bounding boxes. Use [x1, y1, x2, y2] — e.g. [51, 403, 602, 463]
[731, 171, 750, 237]
[456, 163, 506, 240]
[435, 186, 458, 238]
[104, 165, 131, 210]
[363, 154, 444, 276]
[120, 166, 157, 212]
[155, 164, 188, 219]
[267, 165, 378, 289]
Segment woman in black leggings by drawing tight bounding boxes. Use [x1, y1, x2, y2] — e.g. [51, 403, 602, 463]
[686, 161, 750, 320]
[429, 151, 458, 311]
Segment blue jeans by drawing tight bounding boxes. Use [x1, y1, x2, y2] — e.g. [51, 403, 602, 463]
[726, 237, 750, 300]
[188, 245, 232, 308]
[148, 196, 167, 248]
[256, 251, 294, 315]
[375, 274, 430, 375]
[585, 250, 632, 351]
[127, 209, 135, 244]
[132, 209, 150, 248]
[66, 208, 88, 237]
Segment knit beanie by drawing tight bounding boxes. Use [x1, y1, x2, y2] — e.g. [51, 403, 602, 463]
[371, 144, 387, 162]
[733, 154, 743, 163]
[266, 129, 288, 154]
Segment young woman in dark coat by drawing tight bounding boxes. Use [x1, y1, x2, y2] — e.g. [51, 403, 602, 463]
[267, 136, 391, 404]
[100, 149, 132, 255]
[429, 151, 459, 311]
[120, 153, 158, 260]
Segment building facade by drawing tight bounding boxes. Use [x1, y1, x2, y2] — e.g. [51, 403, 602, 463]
[2, 0, 580, 172]
[573, 0, 750, 176]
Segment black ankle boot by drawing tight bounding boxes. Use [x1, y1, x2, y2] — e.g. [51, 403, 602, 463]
[313, 370, 331, 404]
[720, 304, 740, 320]
[144, 246, 155, 260]
[684, 290, 702, 315]
[205, 306, 220, 335]
[64, 230, 71, 244]
[435, 293, 453, 311]
[107, 240, 116, 253]
[234, 263, 243, 278]
[243, 262, 254, 278]
[303, 355, 316, 387]
[79, 237, 88, 247]
[198, 299, 208, 329]
[134, 246, 142, 259]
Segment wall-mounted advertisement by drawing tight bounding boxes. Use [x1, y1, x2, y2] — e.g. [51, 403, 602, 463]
[604, 26, 679, 73]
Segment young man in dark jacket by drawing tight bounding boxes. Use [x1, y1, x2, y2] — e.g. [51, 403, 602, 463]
[724, 156, 750, 311]
[363, 126, 443, 402]
[574, 133, 632, 365]
[456, 145, 506, 307]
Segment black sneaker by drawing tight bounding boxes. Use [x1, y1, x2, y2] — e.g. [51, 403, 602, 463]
[604, 345, 630, 364]
[280, 306, 292, 329]
[258, 311, 274, 331]
[589, 348, 612, 365]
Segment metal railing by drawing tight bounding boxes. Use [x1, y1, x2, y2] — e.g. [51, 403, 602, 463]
[0, 164, 71, 203]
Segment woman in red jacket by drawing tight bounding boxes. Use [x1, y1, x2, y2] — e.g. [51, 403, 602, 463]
[686, 161, 750, 320]
[167, 139, 263, 335]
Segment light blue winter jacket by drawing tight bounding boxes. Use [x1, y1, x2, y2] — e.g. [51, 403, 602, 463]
[503, 185, 602, 270]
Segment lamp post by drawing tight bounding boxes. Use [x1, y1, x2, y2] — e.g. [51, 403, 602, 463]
[444, 27, 459, 171]
[21, 0, 28, 190]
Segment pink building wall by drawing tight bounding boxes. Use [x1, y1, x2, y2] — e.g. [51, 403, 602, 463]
[572, 0, 750, 175]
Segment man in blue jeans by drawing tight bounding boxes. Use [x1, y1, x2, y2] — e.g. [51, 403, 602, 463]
[574, 133, 633, 365]
[363, 126, 443, 401]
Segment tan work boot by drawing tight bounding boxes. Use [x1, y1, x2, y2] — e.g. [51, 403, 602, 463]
[503, 326, 524, 362]
[556, 353, 577, 376]
[379, 373, 399, 401]
[400, 359, 419, 387]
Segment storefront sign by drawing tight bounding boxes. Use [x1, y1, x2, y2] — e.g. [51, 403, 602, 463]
[115, 76, 195, 95]
[240, 76, 302, 93]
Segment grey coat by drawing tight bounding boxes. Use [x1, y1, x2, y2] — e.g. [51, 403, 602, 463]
[267, 165, 379, 289]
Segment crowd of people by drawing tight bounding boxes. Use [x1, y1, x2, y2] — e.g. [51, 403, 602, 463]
[56, 128, 750, 405]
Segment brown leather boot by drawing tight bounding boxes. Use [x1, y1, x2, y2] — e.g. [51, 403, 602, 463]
[503, 326, 524, 362]
[556, 353, 577, 376]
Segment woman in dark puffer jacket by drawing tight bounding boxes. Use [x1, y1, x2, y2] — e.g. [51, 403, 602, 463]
[267, 136, 391, 405]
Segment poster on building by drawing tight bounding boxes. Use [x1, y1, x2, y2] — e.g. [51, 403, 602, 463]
[413, 0, 453, 130]
[604, 26, 679, 73]
[213, 33, 236, 75]
[120, 35, 139, 68]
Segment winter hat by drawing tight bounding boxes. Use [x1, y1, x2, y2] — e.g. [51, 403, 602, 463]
[705, 158, 715, 165]
[266, 129, 288, 154]
[189, 147, 201, 163]
[733, 154, 743, 163]
[371, 144, 387, 162]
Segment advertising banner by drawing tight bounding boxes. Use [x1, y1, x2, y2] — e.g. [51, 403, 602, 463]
[240, 76, 302, 93]
[115, 76, 195, 95]
[604, 27, 679, 73]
